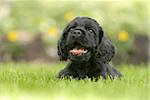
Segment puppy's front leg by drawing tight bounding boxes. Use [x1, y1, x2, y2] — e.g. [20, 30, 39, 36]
[58, 63, 77, 78]
[99, 63, 123, 79]
[106, 64, 123, 79]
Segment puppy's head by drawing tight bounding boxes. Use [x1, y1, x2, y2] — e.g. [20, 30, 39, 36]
[58, 17, 104, 63]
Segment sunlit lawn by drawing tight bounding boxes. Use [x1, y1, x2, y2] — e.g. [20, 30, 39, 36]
[0, 63, 149, 100]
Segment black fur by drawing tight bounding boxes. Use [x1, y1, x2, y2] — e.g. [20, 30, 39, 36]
[57, 17, 122, 79]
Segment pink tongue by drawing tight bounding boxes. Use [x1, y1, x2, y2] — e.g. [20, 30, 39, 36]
[69, 49, 84, 56]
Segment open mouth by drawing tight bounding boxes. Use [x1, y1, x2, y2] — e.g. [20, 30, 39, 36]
[69, 42, 88, 56]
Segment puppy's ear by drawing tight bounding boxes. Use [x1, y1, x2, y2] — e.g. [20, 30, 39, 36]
[57, 24, 70, 61]
[98, 26, 104, 44]
[91, 19, 103, 46]
[95, 27, 116, 63]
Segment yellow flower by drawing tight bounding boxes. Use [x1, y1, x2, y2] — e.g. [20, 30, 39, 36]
[64, 11, 75, 21]
[48, 26, 59, 38]
[7, 31, 17, 42]
[118, 31, 129, 42]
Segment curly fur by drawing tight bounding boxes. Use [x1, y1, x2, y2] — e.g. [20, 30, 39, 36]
[57, 17, 122, 79]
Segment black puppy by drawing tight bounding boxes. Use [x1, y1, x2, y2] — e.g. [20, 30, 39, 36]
[57, 17, 122, 79]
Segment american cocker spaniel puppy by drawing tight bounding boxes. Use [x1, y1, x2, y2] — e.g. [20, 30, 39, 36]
[57, 17, 122, 79]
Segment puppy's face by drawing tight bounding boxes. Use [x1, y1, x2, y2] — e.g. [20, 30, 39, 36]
[63, 17, 103, 63]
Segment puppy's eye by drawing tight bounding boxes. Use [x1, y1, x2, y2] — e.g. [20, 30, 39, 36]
[70, 28, 74, 31]
[88, 29, 94, 33]
[69, 28, 74, 32]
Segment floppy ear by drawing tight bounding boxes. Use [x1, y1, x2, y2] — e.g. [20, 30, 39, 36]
[98, 26, 104, 44]
[57, 24, 70, 61]
[91, 19, 103, 46]
[95, 27, 116, 63]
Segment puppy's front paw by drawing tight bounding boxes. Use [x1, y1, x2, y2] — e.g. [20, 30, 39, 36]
[107, 67, 123, 80]
[58, 68, 77, 79]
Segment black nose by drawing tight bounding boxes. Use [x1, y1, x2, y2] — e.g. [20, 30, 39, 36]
[72, 30, 82, 37]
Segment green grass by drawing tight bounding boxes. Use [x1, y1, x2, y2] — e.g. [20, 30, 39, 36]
[0, 63, 149, 100]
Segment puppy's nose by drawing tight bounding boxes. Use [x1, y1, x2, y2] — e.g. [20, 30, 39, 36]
[73, 30, 82, 37]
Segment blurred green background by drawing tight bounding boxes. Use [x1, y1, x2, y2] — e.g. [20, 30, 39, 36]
[0, 0, 149, 65]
